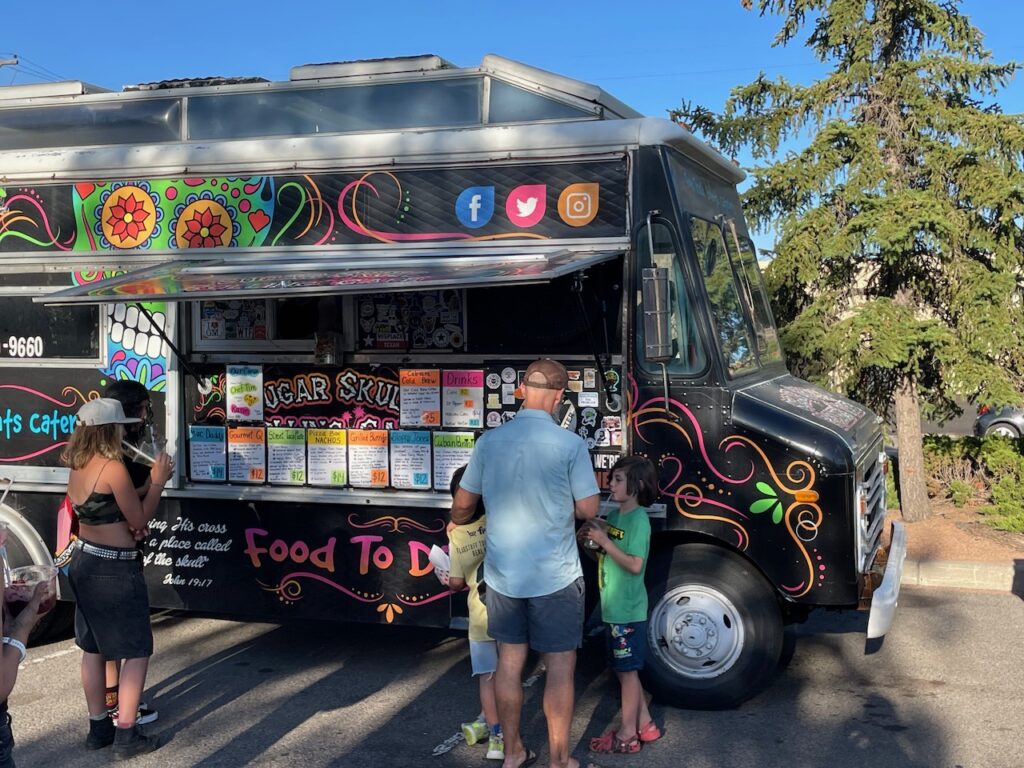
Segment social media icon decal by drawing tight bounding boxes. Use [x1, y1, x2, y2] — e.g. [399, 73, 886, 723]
[557, 183, 599, 227]
[506, 184, 547, 228]
[456, 186, 495, 229]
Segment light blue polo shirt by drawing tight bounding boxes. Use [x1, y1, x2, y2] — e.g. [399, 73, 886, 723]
[459, 408, 600, 598]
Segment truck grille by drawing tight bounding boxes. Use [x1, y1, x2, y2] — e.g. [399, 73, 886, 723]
[856, 441, 888, 574]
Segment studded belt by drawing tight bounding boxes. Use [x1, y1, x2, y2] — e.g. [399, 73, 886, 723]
[74, 539, 139, 561]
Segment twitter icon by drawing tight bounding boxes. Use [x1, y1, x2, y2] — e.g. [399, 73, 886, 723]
[506, 184, 546, 227]
[456, 186, 495, 229]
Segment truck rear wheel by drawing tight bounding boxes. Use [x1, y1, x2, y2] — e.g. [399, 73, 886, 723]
[642, 544, 783, 709]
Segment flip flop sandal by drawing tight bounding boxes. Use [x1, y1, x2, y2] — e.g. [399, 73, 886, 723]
[589, 731, 618, 753]
[613, 734, 642, 754]
[638, 720, 662, 742]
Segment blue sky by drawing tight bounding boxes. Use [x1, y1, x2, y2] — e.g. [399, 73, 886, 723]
[3, 0, 1021, 250]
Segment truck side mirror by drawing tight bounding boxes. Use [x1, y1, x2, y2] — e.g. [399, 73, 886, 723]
[642, 267, 673, 362]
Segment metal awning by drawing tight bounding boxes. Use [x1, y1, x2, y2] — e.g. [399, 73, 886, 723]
[35, 246, 622, 305]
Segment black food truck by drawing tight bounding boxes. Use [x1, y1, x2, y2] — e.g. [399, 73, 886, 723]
[0, 54, 906, 708]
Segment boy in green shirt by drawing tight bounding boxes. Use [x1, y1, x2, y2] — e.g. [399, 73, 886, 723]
[578, 456, 662, 755]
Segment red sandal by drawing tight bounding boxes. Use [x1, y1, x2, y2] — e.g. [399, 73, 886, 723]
[590, 731, 642, 754]
[638, 720, 662, 742]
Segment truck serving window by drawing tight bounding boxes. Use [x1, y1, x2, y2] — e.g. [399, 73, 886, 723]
[688, 217, 758, 378]
[0, 276, 101, 363]
[635, 222, 707, 376]
[0, 99, 181, 151]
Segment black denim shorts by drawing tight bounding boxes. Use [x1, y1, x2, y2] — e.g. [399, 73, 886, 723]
[487, 576, 585, 653]
[67, 542, 153, 660]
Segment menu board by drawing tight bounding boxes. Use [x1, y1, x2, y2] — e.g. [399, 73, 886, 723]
[227, 426, 266, 484]
[442, 370, 484, 428]
[267, 427, 306, 485]
[188, 425, 227, 483]
[226, 364, 264, 422]
[390, 431, 432, 490]
[348, 430, 389, 488]
[433, 432, 475, 492]
[399, 369, 441, 427]
[307, 429, 348, 487]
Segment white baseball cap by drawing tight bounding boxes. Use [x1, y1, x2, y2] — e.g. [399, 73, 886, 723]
[76, 398, 142, 427]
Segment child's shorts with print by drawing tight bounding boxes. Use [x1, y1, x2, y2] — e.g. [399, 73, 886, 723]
[605, 621, 646, 672]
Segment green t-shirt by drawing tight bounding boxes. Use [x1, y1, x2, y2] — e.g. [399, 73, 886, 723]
[597, 506, 651, 624]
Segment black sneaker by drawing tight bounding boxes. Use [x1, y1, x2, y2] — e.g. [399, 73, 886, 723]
[85, 716, 116, 750]
[111, 702, 159, 727]
[112, 724, 163, 761]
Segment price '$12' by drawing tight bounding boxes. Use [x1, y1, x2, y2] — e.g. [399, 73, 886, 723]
[4, 336, 44, 358]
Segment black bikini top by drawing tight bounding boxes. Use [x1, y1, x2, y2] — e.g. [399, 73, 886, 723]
[71, 460, 127, 526]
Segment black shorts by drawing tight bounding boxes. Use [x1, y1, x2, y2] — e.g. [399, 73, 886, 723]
[487, 577, 585, 653]
[68, 542, 153, 660]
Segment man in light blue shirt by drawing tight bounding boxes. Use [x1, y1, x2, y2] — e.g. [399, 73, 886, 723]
[452, 358, 599, 768]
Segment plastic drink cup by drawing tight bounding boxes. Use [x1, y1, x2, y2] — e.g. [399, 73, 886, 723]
[4, 565, 57, 616]
[582, 518, 608, 550]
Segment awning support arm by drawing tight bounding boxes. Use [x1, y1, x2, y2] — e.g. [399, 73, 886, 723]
[134, 303, 210, 393]
[571, 272, 615, 407]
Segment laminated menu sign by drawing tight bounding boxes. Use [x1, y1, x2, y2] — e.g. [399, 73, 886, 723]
[399, 369, 441, 427]
[390, 431, 432, 490]
[432, 432, 475, 491]
[442, 370, 484, 428]
[226, 364, 264, 422]
[188, 425, 226, 482]
[267, 427, 306, 485]
[348, 430, 389, 488]
[227, 426, 266, 483]
[307, 429, 348, 487]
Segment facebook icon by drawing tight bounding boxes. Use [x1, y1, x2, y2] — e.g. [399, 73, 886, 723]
[455, 186, 495, 229]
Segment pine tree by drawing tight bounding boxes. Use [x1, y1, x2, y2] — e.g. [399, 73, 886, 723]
[674, 0, 1024, 521]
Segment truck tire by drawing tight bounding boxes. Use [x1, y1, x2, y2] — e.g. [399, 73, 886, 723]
[0, 503, 75, 643]
[642, 544, 783, 709]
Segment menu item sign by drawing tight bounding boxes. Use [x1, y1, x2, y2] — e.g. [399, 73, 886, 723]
[399, 369, 441, 427]
[433, 432, 475, 491]
[228, 427, 266, 483]
[348, 430, 389, 488]
[307, 429, 347, 487]
[226, 365, 264, 422]
[442, 370, 484, 429]
[390, 431, 432, 490]
[267, 427, 306, 485]
[188, 425, 227, 482]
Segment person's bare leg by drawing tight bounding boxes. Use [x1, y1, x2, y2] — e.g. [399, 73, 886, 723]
[617, 670, 642, 741]
[480, 672, 499, 728]
[81, 652, 108, 716]
[541, 649, 576, 768]
[638, 687, 653, 733]
[496, 642, 528, 768]
[115, 657, 149, 729]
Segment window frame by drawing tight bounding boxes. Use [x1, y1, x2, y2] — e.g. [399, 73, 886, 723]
[0, 286, 106, 368]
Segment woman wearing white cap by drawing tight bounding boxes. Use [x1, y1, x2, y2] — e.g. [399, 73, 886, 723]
[62, 398, 172, 759]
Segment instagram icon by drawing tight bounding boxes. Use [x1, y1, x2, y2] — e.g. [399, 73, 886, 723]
[557, 183, 599, 227]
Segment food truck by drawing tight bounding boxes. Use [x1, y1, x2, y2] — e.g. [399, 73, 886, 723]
[0, 54, 905, 707]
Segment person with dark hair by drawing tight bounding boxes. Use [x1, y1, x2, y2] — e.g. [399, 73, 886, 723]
[447, 465, 502, 761]
[578, 455, 660, 754]
[100, 381, 160, 731]
[451, 358, 600, 768]
[63, 398, 171, 759]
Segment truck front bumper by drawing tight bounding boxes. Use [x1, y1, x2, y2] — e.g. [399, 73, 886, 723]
[866, 521, 907, 639]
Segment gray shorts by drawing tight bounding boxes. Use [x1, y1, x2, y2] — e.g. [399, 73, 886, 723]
[487, 577, 585, 653]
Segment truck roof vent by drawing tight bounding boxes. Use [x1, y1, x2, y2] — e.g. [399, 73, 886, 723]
[123, 76, 269, 92]
[0, 80, 111, 101]
[290, 54, 454, 81]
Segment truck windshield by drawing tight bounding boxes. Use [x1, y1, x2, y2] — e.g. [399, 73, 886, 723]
[688, 216, 758, 377]
[722, 224, 783, 365]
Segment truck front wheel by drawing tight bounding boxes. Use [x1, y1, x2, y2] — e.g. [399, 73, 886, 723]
[642, 544, 783, 709]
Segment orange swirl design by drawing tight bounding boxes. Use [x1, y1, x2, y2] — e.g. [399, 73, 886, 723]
[721, 435, 816, 494]
[783, 502, 824, 597]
